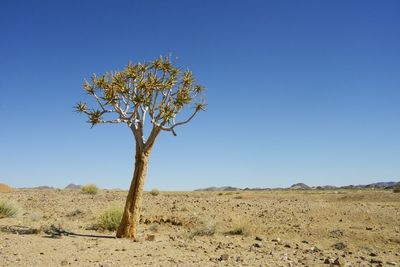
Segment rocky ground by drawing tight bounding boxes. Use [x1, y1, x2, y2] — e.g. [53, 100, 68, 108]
[0, 189, 399, 266]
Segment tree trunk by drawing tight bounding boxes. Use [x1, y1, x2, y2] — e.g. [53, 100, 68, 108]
[116, 147, 150, 239]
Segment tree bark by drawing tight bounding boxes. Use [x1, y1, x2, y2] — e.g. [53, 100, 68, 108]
[116, 146, 151, 239]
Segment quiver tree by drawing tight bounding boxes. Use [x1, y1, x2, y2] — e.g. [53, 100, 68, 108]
[75, 56, 205, 239]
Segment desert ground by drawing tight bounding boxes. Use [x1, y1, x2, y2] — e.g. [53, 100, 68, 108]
[0, 188, 399, 266]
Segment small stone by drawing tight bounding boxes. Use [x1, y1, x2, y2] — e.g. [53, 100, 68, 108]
[302, 240, 309, 244]
[145, 234, 155, 241]
[310, 246, 320, 252]
[387, 262, 397, 266]
[284, 244, 291, 248]
[255, 236, 263, 241]
[272, 238, 281, 243]
[252, 243, 261, 248]
[369, 252, 378, 257]
[323, 258, 332, 264]
[333, 257, 342, 266]
[370, 258, 383, 264]
[366, 227, 373, 230]
[219, 254, 229, 261]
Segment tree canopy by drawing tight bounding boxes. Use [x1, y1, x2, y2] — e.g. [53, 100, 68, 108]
[75, 55, 205, 151]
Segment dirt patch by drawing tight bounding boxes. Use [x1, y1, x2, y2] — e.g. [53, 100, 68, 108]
[0, 189, 399, 266]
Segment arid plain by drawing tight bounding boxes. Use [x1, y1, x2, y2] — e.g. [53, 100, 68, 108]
[0, 188, 399, 266]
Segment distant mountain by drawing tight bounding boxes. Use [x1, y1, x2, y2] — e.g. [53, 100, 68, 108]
[33, 186, 55, 190]
[194, 186, 241, 191]
[290, 183, 310, 189]
[363, 181, 399, 189]
[194, 181, 399, 191]
[65, 183, 81, 189]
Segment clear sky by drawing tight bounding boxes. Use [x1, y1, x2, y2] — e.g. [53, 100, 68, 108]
[0, 0, 399, 190]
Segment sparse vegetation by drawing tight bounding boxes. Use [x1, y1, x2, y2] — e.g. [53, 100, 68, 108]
[393, 187, 400, 193]
[225, 218, 253, 236]
[150, 188, 160, 196]
[189, 220, 216, 238]
[96, 207, 123, 231]
[148, 223, 159, 232]
[0, 199, 19, 218]
[81, 184, 99, 195]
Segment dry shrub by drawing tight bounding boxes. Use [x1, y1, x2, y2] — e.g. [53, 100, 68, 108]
[81, 184, 99, 195]
[0, 199, 19, 218]
[148, 223, 159, 232]
[225, 217, 253, 236]
[393, 187, 400, 193]
[96, 207, 123, 231]
[150, 188, 160, 196]
[189, 220, 216, 238]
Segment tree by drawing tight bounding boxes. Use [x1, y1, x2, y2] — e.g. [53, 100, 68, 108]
[75, 56, 205, 239]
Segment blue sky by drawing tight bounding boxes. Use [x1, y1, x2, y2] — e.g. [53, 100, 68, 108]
[0, 0, 399, 190]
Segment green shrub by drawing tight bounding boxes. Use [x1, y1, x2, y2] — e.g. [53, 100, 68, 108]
[0, 200, 19, 218]
[81, 184, 99, 195]
[150, 188, 160, 196]
[97, 207, 123, 231]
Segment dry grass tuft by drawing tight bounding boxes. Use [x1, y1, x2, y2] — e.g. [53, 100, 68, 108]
[393, 187, 400, 193]
[224, 217, 253, 236]
[0, 199, 19, 218]
[81, 184, 99, 195]
[189, 220, 216, 238]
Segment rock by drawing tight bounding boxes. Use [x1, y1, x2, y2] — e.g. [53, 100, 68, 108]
[329, 229, 344, 238]
[272, 238, 281, 243]
[333, 257, 342, 266]
[324, 258, 332, 264]
[218, 254, 229, 261]
[255, 236, 263, 241]
[252, 243, 261, 248]
[310, 246, 320, 252]
[333, 242, 346, 250]
[370, 258, 383, 264]
[369, 252, 378, 257]
[284, 244, 291, 248]
[366, 227, 373, 230]
[145, 234, 155, 241]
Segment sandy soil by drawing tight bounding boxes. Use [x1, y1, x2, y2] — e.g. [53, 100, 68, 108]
[0, 189, 399, 266]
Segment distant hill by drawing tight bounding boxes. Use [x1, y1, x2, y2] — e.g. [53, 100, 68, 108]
[194, 181, 400, 191]
[194, 186, 241, 192]
[0, 183, 14, 192]
[33, 186, 55, 190]
[290, 183, 310, 189]
[65, 184, 81, 189]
